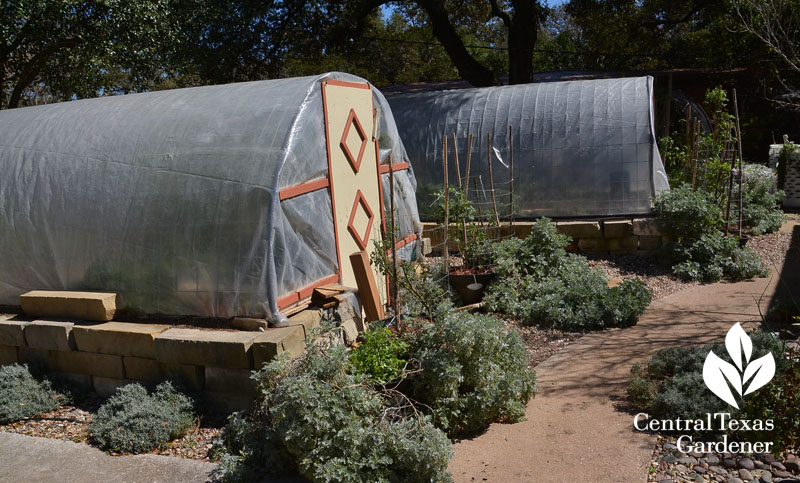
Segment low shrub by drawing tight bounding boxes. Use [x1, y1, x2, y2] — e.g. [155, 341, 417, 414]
[405, 312, 537, 436]
[485, 218, 652, 331]
[349, 327, 409, 384]
[654, 184, 769, 283]
[654, 184, 723, 240]
[667, 231, 768, 283]
[737, 164, 785, 236]
[89, 381, 195, 453]
[629, 332, 786, 428]
[215, 345, 453, 482]
[741, 347, 800, 453]
[0, 364, 66, 424]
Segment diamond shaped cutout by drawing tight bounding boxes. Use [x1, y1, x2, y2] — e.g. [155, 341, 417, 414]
[339, 108, 368, 174]
[347, 189, 375, 251]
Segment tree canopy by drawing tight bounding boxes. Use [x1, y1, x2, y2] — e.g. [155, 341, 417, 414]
[1, 0, 799, 118]
[1, 0, 180, 108]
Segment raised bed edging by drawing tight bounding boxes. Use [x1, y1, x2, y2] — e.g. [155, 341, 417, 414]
[0, 310, 323, 411]
[422, 217, 663, 255]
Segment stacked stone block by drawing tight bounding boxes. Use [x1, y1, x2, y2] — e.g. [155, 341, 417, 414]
[423, 217, 663, 255]
[0, 305, 322, 411]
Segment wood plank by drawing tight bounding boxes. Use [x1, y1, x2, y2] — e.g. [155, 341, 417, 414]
[349, 250, 384, 323]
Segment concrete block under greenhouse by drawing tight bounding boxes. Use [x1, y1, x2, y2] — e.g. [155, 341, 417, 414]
[252, 326, 306, 369]
[154, 328, 259, 369]
[288, 310, 322, 338]
[51, 371, 93, 392]
[72, 322, 168, 359]
[606, 236, 638, 253]
[204, 366, 257, 399]
[18, 347, 50, 367]
[0, 317, 28, 346]
[638, 235, 663, 251]
[632, 218, 662, 236]
[20, 291, 116, 322]
[556, 221, 602, 239]
[577, 238, 609, 253]
[49, 350, 125, 379]
[0, 345, 17, 365]
[24, 320, 75, 351]
[123, 356, 206, 390]
[92, 376, 135, 398]
[603, 220, 633, 238]
[122, 356, 162, 383]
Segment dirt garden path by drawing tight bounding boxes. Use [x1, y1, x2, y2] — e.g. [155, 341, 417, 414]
[450, 223, 798, 482]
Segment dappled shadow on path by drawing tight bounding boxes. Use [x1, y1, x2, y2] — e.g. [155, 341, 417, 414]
[766, 223, 800, 330]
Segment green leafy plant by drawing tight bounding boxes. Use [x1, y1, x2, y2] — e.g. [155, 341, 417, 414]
[433, 187, 495, 272]
[655, 184, 768, 282]
[735, 164, 785, 235]
[741, 347, 800, 453]
[215, 344, 453, 482]
[89, 381, 195, 454]
[405, 311, 537, 436]
[654, 184, 723, 240]
[0, 364, 66, 424]
[349, 327, 409, 384]
[668, 231, 768, 282]
[485, 218, 652, 331]
[371, 237, 453, 322]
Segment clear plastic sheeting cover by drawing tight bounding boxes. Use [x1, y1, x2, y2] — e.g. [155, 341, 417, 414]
[0, 72, 421, 320]
[387, 76, 669, 218]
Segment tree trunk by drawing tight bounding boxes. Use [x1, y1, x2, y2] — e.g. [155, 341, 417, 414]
[506, 0, 540, 85]
[418, 0, 499, 87]
[7, 38, 79, 109]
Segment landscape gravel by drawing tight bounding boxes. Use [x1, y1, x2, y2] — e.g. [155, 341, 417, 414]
[0, 397, 224, 461]
[648, 434, 800, 483]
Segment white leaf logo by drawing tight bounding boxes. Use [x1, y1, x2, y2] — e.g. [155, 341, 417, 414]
[702, 323, 776, 409]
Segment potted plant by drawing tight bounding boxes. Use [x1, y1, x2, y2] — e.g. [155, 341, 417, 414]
[434, 187, 496, 305]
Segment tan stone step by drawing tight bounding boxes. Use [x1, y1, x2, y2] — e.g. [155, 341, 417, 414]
[252, 325, 305, 369]
[20, 291, 116, 322]
[153, 328, 259, 369]
[72, 322, 168, 359]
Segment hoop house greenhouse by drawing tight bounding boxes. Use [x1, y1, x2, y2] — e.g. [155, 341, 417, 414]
[386, 76, 669, 219]
[0, 73, 421, 323]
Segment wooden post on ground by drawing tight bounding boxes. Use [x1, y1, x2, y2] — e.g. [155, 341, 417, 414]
[464, 133, 473, 198]
[487, 132, 500, 227]
[443, 135, 449, 274]
[452, 132, 467, 250]
[452, 133, 462, 189]
[349, 251, 385, 323]
[509, 124, 514, 226]
[389, 160, 398, 312]
[734, 88, 744, 237]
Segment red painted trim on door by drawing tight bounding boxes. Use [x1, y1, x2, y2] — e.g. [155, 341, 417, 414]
[326, 79, 371, 89]
[279, 178, 329, 201]
[277, 274, 340, 309]
[379, 162, 410, 174]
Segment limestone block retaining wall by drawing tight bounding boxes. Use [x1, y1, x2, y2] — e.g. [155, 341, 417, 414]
[422, 217, 663, 255]
[0, 309, 324, 411]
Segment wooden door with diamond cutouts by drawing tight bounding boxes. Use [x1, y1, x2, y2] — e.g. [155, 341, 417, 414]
[321, 80, 386, 301]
